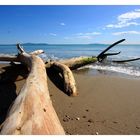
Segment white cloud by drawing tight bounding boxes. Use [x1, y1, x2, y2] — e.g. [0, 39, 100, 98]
[76, 35, 92, 39]
[76, 32, 101, 36]
[106, 22, 139, 28]
[75, 32, 101, 39]
[135, 9, 140, 12]
[49, 33, 57, 36]
[118, 9, 140, 22]
[64, 32, 101, 40]
[106, 9, 140, 28]
[112, 31, 140, 35]
[60, 22, 65, 26]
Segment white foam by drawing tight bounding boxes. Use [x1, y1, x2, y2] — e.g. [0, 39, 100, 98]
[79, 65, 140, 77]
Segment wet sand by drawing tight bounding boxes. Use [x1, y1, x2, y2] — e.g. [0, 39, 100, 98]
[0, 63, 140, 135]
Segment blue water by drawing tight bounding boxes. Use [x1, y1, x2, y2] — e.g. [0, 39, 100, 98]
[1, 44, 140, 78]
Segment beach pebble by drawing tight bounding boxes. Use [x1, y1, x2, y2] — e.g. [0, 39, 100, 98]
[88, 119, 94, 123]
[63, 118, 69, 122]
[65, 115, 71, 119]
[95, 132, 99, 135]
[136, 126, 140, 129]
[66, 131, 71, 135]
[76, 117, 80, 120]
[85, 109, 89, 112]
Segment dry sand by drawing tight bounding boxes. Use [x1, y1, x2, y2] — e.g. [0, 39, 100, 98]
[0, 63, 140, 135]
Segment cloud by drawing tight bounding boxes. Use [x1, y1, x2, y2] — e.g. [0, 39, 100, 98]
[112, 31, 140, 35]
[135, 9, 140, 12]
[74, 32, 101, 39]
[64, 35, 92, 40]
[64, 32, 101, 40]
[49, 33, 57, 36]
[106, 9, 140, 28]
[118, 9, 140, 22]
[76, 32, 101, 36]
[106, 22, 139, 28]
[60, 22, 65, 26]
[76, 35, 92, 39]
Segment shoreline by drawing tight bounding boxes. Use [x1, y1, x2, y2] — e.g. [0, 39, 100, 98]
[75, 67, 140, 81]
[0, 63, 140, 134]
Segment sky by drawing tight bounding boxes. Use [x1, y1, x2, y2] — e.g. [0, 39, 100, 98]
[1, 5, 140, 44]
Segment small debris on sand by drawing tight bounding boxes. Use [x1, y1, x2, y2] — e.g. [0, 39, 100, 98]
[65, 115, 71, 119]
[76, 117, 80, 120]
[136, 126, 140, 129]
[95, 132, 99, 135]
[88, 119, 94, 123]
[82, 115, 86, 118]
[63, 118, 69, 122]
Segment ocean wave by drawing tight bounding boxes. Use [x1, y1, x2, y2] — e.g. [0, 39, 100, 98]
[78, 64, 140, 77]
[39, 53, 60, 61]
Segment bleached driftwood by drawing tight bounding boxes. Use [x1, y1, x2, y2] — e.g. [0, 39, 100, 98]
[0, 50, 44, 62]
[30, 50, 44, 55]
[59, 56, 97, 70]
[51, 61, 78, 96]
[0, 45, 65, 135]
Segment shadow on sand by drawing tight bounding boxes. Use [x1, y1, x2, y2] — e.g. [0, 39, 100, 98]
[46, 67, 71, 96]
[0, 64, 28, 126]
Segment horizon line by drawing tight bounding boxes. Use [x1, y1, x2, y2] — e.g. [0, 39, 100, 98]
[0, 42, 140, 45]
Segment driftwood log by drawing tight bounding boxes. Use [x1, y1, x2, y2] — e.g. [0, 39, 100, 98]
[0, 45, 65, 135]
[58, 56, 97, 70]
[50, 61, 78, 96]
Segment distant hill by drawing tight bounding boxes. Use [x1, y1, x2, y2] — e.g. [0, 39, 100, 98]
[22, 43, 49, 46]
[88, 43, 108, 46]
[0, 43, 49, 46]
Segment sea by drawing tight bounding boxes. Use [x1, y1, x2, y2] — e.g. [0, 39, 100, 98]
[0, 43, 140, 79]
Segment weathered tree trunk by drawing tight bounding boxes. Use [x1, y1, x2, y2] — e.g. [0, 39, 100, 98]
[0, 45, 65, 135]
[51, 62, 78, 96]
[59, 56, 97, 70]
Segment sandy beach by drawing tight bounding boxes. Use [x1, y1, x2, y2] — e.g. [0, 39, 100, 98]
[0, 63, 140, 135]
